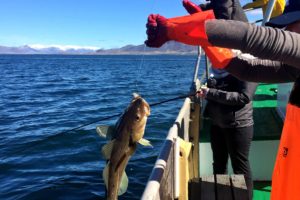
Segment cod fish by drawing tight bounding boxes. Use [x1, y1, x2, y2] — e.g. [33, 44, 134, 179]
[96, 93, 151, 200]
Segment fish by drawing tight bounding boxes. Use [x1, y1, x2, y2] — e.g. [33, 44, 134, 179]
[96, 93, 151, 200]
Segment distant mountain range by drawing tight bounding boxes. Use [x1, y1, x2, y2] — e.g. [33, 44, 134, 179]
[0, 45, 96, 55]
[0, 42, 198, 55]
[96, 42, 198, 54]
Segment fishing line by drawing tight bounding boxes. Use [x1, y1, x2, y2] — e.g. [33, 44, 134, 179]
[134, 0, 157, 94]
[134, 44, 147, 93]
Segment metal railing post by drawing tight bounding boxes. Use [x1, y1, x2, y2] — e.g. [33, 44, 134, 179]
[261, 0, 276, 26]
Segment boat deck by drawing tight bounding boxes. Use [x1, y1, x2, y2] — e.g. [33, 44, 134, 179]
[253, 181, 271, 200]
[189, 175, 248, 199]
[252, 83, 283, 140]
[189, 176, 271, 200]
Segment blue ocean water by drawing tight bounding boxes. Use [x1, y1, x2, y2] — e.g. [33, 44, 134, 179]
[0, 54, 205, 200]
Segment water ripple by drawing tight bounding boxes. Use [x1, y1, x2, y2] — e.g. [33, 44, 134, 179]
[0, 54, 202, 200]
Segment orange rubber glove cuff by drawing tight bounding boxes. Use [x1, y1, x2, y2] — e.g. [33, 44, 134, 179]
[203, 46, 234, 69]
[166, 11, 215, 46]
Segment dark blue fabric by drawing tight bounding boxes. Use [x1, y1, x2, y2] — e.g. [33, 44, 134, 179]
[266, 0, 300, 27]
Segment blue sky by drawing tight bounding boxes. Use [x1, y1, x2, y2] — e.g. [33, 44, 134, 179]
[0, 0, 260, 49]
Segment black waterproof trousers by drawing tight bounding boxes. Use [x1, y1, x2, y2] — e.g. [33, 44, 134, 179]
[210, 125, 253, 199]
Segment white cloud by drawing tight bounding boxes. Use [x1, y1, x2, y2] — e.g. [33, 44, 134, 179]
[28, 44, 100, 50]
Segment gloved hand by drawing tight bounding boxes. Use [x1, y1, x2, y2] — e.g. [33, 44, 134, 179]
[181, 0, 234, 69]
[196, 85, 210, 98]
[145, 11, 215, 48]
[146, 14, 171, 48]
[207, 77, 217, 88]
[182, 0, 202, 14]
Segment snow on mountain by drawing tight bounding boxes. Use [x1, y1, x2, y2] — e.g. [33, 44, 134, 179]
[0, 44, 98, 54]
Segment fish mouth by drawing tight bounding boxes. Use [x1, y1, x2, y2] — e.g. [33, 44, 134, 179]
[131, 94, 151, 117]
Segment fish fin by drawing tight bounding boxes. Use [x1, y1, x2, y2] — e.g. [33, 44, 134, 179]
[96, 125, 115, 139]
[118, 171, 128, 196]
[138, 138, 153, 147]
[102, 161, 128, 196]
[101, 140, 115, 159]
[102, 162, 109, 190]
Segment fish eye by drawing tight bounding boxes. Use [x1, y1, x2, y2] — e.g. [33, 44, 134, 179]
[135, 115, 140, 121]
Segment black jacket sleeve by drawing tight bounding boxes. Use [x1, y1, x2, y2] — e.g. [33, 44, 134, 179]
[200, 0, 248, 22]
[203, 75, 257, 128]
[205, 81, 257, 106]
[226, 55, 300, 83]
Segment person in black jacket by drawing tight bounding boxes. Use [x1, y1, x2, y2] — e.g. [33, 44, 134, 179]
[183, 1, 257, 198]
[200, 69, 257, 199]
[144, 0, 300, 199]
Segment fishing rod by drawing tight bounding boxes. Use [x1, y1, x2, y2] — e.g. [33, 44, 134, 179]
[55, 92, 198, 134]
[2, 92, 198, 159]
[42, 93, 197, 136]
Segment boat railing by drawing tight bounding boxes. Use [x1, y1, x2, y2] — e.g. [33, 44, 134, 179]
[142, 45, 203, 200]
[141, 97, 191, 200]
[261, 0, 276, 25]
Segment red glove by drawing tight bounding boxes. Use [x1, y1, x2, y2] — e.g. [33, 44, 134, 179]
[145, 11, 215, 48]
[181, 0, 234, 69]
[145, 14, 171, 48]
[182, 0, 202, 14]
